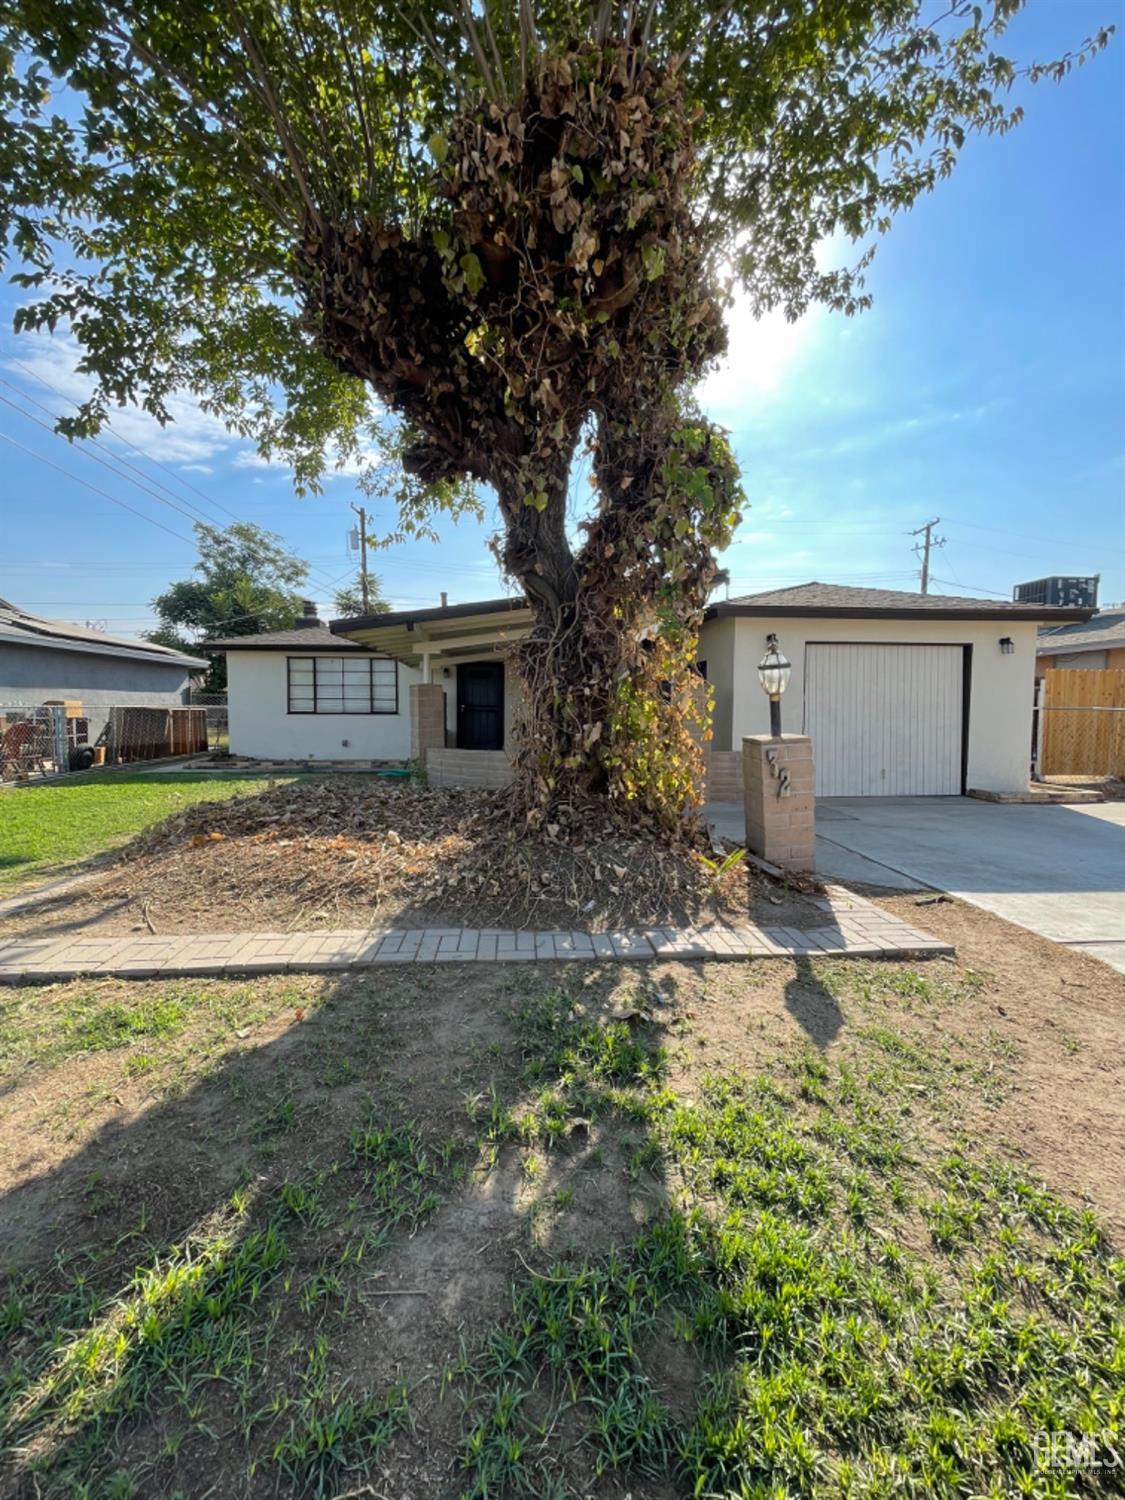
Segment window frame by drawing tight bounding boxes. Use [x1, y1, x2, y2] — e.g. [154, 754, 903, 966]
[287, 655, 398, 716]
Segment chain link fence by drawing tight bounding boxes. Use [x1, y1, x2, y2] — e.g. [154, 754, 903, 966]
[0, 703, 209, 784]
[0, 705, 68, 782]
[188, 690, 229, 750]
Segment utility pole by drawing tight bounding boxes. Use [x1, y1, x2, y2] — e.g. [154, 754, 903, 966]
[350, 503, 370, 613]
[910, 517, 945, 595]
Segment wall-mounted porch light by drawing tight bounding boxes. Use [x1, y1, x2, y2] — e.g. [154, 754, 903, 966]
[999, 636, 1015, 655]
[757, 633, 792, 738]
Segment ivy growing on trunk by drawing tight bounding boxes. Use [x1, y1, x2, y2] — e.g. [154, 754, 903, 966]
[0, 1, 1111, 828]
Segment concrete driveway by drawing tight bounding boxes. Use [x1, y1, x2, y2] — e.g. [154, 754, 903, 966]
[707, 795, 1125, 973]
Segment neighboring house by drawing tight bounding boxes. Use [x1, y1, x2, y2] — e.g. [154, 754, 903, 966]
[1035, 610, 1125, 674]
[0, 596, 207, 705]
[210, 583, 1093, 796]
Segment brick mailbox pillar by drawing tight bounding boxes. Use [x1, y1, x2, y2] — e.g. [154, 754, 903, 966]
[410, 683, 446, 761]
[742, 734, 816, 872]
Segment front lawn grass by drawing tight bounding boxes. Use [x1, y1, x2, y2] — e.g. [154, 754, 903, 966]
[0, 770, 295, 893]
[0, 953, 1120, 1497]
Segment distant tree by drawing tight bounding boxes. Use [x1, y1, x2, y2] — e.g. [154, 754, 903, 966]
[1, 1, 1111, 827]
[147, 521, 309, 688]
[333, 573, 390, 619]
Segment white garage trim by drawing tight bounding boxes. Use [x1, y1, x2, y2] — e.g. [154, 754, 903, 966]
[804, 642, 966, 797]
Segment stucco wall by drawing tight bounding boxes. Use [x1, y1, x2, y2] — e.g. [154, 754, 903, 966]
[0, 641, 192, 706]
[707, 615, 1039, 794]
[697, 616, 735, 753]
[226, 651, 418, 760]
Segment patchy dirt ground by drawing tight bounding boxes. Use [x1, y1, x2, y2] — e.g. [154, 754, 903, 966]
[1041, 773, 1125, 801]
[0, 891, 1122, 1498]
[867, 886, 1125, 1224]
[0, 776, 825, 940]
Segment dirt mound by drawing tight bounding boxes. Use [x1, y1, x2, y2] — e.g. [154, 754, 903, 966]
[107, 776, 773, 931]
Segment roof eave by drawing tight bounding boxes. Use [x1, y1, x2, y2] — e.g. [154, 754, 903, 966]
[1037, 636, 1125, 655]
[331, 596, 527, 635]
[0, 626, 207, 669]
[704, 603, 1096, 623]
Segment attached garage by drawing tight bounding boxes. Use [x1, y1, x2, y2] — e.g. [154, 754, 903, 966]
[698, 583, 1093, 798]
[804, 643, 964, 796]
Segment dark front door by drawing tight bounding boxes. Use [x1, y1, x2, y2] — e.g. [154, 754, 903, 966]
[457, 662, 504, 750]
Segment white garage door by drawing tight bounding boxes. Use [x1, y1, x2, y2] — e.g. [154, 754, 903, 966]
[805, 643, 963, 797]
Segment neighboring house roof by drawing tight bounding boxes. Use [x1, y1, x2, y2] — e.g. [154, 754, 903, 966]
[1035, 610, 1125, 657]
[706, 582, 1094, 623]
[0, 596, 207, 669]
[204, 623, 368, 652]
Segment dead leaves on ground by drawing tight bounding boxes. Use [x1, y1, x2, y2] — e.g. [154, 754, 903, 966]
[118, 778, 761, 930]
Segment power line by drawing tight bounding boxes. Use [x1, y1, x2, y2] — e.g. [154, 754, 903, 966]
[7, 356, 243, 524]
[929, 576, 1010, 599]
[0, 370, 356, 600]
[0, 389, 213, 529]
[0, 431, 196, 544]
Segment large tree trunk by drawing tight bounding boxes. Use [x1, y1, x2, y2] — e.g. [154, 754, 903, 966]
[495, 425, 715, 832]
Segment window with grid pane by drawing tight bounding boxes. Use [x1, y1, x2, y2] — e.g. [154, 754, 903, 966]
[287, 656, 398, 714]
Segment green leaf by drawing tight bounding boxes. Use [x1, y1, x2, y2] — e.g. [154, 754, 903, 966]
[459, 252, 485, 296]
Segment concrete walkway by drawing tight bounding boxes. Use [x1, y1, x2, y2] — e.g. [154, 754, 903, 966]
[0, 890, 950, 982]
[708, 796, 1125, 974]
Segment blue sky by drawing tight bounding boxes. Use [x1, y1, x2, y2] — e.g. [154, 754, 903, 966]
[1, 0, 1122, 638]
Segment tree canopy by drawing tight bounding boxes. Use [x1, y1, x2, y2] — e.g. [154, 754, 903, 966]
[1, 1, 1107, 495]
[333, 572, 390, 618]
[146, 520, 309, 688]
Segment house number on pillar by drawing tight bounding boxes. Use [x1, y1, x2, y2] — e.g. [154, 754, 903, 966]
[765, 748, 791, 798]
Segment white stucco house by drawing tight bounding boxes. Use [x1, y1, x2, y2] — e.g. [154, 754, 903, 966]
[206, 583, 1092, 796]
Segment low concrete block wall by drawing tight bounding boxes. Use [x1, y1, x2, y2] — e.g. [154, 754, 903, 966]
[426, 748, 514, 790]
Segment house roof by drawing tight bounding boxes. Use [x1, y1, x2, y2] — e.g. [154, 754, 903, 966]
[705, 582, 1094, 623]
[208, 580, 1097, 662]
[0, 596, 207, 669]
[203, 623, 368, 653]
[332, 596, 533, 666]
[1036, 609, 1125, 656]
[332, 597, 527, 633]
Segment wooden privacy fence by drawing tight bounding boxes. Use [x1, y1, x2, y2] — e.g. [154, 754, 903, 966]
[104, 706, 208, 762]
[1038, 669, 1125, 778]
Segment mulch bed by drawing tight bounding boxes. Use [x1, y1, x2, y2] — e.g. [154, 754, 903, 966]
[3, 777, 823, 938]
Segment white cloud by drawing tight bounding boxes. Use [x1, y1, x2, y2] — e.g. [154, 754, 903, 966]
[233, 443, 386, 481]
[3, 329, 242, 466]
[5, 325, 393, 492]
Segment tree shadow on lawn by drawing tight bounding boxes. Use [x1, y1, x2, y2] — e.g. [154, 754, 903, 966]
[0, 960, 675, 1499]
[783, 956, 843, 1047]
[2, 957, 1120, 1500]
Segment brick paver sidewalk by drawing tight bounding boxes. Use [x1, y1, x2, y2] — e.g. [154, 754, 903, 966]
[0, 888, 950, 981]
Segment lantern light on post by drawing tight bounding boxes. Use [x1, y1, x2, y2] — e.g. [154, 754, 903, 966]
[757, 633, 792, 739]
